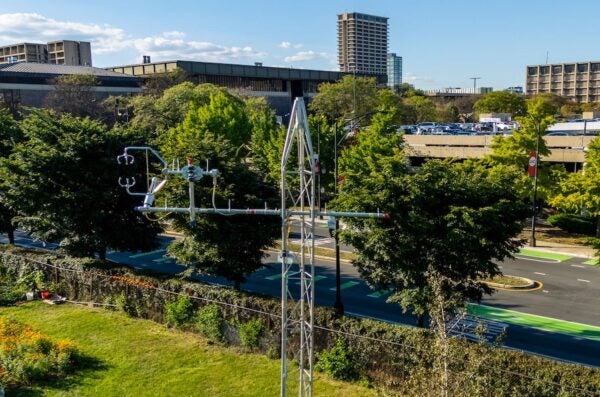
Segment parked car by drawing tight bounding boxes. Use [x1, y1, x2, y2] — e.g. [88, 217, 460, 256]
[545, 131, 575, 136]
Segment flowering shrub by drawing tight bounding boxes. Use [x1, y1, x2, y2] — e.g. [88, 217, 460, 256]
[0, 317, 80, 387]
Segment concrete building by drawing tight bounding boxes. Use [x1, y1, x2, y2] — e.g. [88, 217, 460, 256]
[0, 43, 48, 64]
[47, 40, 92, 66]
[0, 40, 92, 66]
[0, 62, 140, 112]
[106, 59, 359, 116]
[526, 61, 600, 103]
[387, 53, 402, 91]
[337, 12, 388, 76]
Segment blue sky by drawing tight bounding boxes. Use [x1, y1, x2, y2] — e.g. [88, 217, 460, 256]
[1, 0, 599, 90]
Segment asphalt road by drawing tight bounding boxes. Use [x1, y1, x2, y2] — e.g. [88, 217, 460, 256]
[3, 231, 600, 366]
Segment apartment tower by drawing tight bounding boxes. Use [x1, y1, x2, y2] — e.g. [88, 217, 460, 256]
[526, 61, 600, 103]
[387, 53, 402, 91]
[0, 40, 92, 66]
[338, 12, 389, 75]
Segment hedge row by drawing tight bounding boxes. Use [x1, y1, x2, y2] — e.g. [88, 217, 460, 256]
[1, 245, 599, 396]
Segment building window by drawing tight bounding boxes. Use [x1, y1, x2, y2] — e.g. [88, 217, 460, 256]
[540, 66, 549, 75]
[565, 64, 575, 73]
[552, 65, 562, 74]
[591, 63, 600, 72]
[577, 64, 588, 73]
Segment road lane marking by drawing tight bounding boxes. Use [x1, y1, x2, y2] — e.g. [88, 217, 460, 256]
[265, 273, 282, 280]
[534, 272, 546, 276]
[577, 279, 591, 283]
[571, 265, 585, 268]
[542, 290, 549, 293]
[367, 289, 391, 298]
[153, 256, 174, 263]
[329, 281, 359, 291]
[515, 256, 560, 263]
[129, 249, 164, 258]
[294, 275, 327, 285]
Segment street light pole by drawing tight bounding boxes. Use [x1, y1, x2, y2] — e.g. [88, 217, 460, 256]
[333, 121, 344, 316]
[530, 121, 541, 247]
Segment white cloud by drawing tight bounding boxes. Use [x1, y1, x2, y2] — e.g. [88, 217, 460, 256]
[0, 13, 128, 54]
[284, 50, 332, 63]
[279, 41, 303, 49]
[0, 13, 267, 64]
[132, 32, 266, 62]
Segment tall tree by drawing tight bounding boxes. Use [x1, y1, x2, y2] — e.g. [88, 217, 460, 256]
[550, 136, 600, 237]
[404, 95, 437, 123]
[246, 96, 285, 181]
[488, 97, 563, 201]
[45, 74, 105, 119]
[1, 110, 160, 258]
[160, 92, 279, 289]
[0, 109, 23, 244]
[310, 75, 379, 122]
[334, 127, 528, 325]
[473, 91, 526, 116]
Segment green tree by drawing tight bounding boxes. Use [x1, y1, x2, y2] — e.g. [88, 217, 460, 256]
[404, 95, 437, 123]
[310, 75, 379, 121]
[0, 109, 23, 244]
[1, 110, 161, 258]
[246, 96, 286, 181]
[550, 136, 600, 237]
[163, 133, 279, 289]
[44, 74, 105, 119]
[334, 135, 528, 325]
[473, 91, 526, 116]
[488, 97, 562, 201]
[159, 90, 279, 289]
[129, 82, 223, 140]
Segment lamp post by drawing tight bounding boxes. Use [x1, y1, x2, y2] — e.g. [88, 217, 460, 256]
[331, 111, 381, 316]
[530, 120, 541, 247]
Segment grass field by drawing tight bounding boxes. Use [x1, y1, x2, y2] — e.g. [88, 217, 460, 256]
[2, 302, 375, 397]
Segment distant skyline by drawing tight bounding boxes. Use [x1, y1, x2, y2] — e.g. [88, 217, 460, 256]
[1, 0, 600, 90]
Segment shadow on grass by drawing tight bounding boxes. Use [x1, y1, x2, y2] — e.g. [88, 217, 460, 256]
[8, 353, 109, 397]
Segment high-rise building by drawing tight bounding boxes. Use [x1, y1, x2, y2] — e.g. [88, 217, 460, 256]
[387, 53, 402, 90]
[526, 61, 600, 103]
[0, 40, 92, 66]
[338, 12, 388, 76]
[0, 43, 48, 64]
[47, 40, 92, 66]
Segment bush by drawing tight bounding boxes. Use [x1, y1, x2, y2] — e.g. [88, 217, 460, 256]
[315, 338, 359, 381]
[238, 318, 264, 350]
[114, 292, 137, 316]
[196, 304, 224, 343]
[548, 213, 596, 235]
[164, 295, 194, 328]
[0, 317, 80, 387]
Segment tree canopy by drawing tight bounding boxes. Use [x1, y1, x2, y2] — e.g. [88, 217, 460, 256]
[473, 91, 526, 116]
[157, 87, 280, 289]
[0, 109, 23, 244]
[0, 110, 161, 258]
[333, 124, 528, 324]
[551, 136, 600, 238]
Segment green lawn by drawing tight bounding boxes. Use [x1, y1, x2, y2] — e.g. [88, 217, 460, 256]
[2, 302, 375, 397]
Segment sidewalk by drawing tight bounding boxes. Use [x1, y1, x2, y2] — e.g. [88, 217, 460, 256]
[523, 239, 596, 259]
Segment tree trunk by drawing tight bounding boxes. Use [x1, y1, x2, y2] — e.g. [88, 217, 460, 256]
[7, 226, 15, 245]
[596, 217, 600, 238]
[416, 314, 425, 328]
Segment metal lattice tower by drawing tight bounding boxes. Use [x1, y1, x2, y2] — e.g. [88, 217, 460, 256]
[117, 97, 387, 397]
[280, 98, 315, 396]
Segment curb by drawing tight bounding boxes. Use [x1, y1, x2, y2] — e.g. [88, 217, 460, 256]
[521, 245, 594, 259]
[483, 276, 537, 290]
